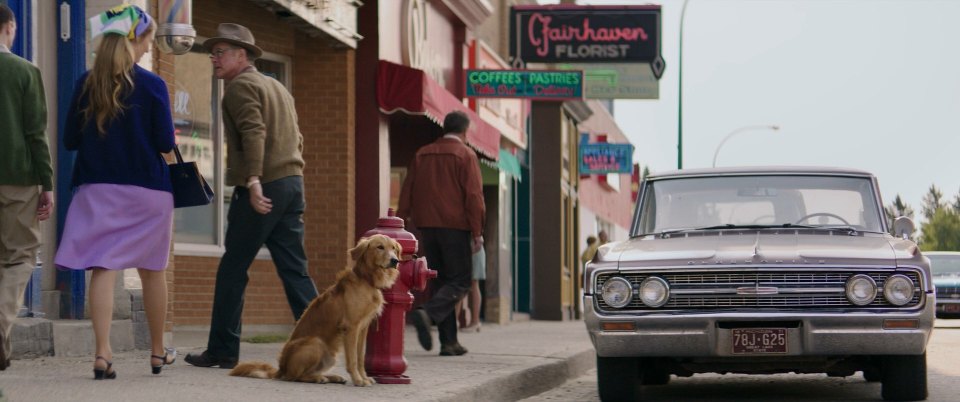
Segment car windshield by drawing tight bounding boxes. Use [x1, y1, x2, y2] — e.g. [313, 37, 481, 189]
[636, 175, 884, 235]
[928, 254, 960, 275]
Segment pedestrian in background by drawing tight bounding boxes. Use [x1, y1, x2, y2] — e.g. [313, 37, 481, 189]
[0, 3, 54, 372]
[54, 4, 176, 379]
[185, 23, 318, 369]
[458, 246, 485, 333]
[398, 111, 486, 356]
[580, 235, 598, 267]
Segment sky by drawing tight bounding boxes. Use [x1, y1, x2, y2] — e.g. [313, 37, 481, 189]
[539, 0, 960, 226]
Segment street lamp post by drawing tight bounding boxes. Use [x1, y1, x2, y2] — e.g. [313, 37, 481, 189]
[712, 125, 780, 168]
[677, 0, 690, 169]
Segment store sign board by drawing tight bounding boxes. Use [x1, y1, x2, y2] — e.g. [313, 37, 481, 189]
[465, 69, 583, 100]
[580, 143, 634, 174]
[510, 5, 664, 77]
[472, 40, 528, 149]
[557, 63, 659, 99]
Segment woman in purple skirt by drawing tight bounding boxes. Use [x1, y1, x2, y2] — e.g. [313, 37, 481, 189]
[54, 5, 176, 380]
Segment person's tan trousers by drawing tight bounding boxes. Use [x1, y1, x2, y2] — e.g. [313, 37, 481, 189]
[0, 185, 41, 359]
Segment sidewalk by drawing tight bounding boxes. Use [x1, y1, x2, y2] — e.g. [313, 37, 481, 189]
[0, 320, 594, 402]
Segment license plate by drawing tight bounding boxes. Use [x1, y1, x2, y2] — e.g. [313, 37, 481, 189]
[945, 304, 960, 313]
[732, 328, 787, 354]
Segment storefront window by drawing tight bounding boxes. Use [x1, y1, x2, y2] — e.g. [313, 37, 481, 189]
[173, 45, 219, 245]
[173, 46, 291, 252]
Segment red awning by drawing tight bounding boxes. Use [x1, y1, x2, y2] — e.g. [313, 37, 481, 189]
[377, 60, 499, 160]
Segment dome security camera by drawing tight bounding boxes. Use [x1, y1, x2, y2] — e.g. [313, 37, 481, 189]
[156, 23, 196, 55]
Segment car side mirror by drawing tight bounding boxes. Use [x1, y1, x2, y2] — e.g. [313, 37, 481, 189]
[893, 217, 915, 240]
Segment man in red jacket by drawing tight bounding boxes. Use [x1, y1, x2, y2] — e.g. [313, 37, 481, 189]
[398, 111, 485, 356]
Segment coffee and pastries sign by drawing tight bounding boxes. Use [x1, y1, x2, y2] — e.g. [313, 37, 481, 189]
[510, 5, 665, 78]
[580, 143, 634, 174]
[465, 69, 583, 100]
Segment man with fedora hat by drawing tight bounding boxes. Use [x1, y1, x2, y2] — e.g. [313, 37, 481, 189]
[185, 23, 318, 369]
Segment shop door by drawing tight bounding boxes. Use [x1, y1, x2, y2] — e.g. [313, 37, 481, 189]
[55, 0, 87, 318]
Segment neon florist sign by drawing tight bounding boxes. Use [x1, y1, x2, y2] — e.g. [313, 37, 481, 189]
[528, 13, 648, 59]
[510, 5, 665, 77]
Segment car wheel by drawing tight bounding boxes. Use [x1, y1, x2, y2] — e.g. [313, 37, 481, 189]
[641, 358, 670, 385]
[880, 353, 927, 401]
[597, 355, 641, 402]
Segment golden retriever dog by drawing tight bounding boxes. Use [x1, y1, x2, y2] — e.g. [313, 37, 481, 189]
[229, 234, 401, 386]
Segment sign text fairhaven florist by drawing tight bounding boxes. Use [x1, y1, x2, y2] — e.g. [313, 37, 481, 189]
[465, 70, 583, 100]
[510, 4, 664, 73]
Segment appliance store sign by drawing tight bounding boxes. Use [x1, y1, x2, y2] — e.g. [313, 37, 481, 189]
[579, 143, 634, 175]
[510, 5, 662, 65]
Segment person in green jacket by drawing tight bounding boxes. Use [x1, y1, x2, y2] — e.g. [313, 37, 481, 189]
[0, 4, 54, 371]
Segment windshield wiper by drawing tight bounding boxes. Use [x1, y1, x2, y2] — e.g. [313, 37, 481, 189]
[695, 223, 816, 230]
[699, 223, 864, 235]
[646, 224, 868, 238]
[649, 223, 813, 238]
[817, 225, 862, 235]
[652, 228, 695, 238]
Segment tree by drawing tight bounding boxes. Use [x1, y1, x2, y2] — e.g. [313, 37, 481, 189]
[921, 185, 944, 220]
[884, 194, 915, 238]
[953, 187, 960, 213]
[919, 207, 960, 251]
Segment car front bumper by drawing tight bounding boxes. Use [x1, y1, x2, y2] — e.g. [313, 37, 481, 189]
[585, 295, 935, 357]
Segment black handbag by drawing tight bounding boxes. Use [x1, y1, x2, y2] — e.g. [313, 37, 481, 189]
[168, 145, 214, 208]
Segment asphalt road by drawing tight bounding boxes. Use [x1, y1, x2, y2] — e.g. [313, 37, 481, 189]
[522, 319, 960, 402]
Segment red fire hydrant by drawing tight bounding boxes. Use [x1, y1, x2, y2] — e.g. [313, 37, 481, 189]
[363, 208, 437, 384]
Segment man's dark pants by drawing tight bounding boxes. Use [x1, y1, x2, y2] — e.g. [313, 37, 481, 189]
[419, 227, 472, 347]
[206, 176, 319, 358]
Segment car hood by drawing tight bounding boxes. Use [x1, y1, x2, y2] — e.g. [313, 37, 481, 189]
[603, 232, 902, 268]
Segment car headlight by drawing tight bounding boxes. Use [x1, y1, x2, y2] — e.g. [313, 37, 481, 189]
[601, 277, 633, 308]
[845, 274, 877, 306]
[639, 277, 670, 307]
[883, 274, 915, 306]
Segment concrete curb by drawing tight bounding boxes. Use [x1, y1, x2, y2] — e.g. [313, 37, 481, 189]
[437, 348, 595, 402]
[9, 318, 52, 359]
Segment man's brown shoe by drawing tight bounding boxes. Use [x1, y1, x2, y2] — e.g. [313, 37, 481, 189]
[439, 343, 468, 356]
[410, 309, 433, 351]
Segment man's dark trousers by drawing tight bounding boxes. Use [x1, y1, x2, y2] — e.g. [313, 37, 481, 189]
[206, 176, 319, 358]
[419, 228, 472, 347]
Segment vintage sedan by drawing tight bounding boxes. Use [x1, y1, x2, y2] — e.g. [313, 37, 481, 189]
[926, 251, 960, 317]
[583, 167, 934, 402]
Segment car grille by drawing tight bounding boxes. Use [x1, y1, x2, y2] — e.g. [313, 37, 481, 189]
[595, 270, 923, 311]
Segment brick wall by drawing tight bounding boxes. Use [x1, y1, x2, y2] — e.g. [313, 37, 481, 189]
[293, 32, 356, 288]
[173, 0, 355, 326]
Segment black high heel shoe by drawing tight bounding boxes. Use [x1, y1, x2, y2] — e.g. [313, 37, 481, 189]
[93, 356, 116, 380]
[150, 347, 177, 375]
